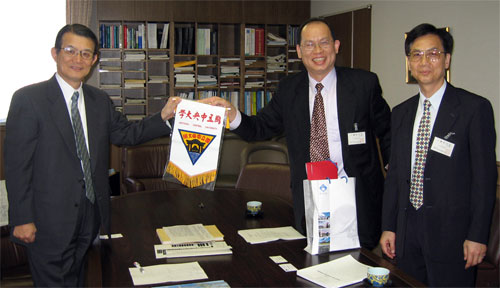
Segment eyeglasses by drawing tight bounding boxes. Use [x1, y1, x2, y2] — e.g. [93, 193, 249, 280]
[300, 39, 333, 51]
[61, 46, 95, 60]
[408, 48, 445, 63]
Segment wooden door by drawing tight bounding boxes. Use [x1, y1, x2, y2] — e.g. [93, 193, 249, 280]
[323, 6, 371, 71]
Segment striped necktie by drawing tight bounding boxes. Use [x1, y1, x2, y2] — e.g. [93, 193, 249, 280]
[71, 91, 95, 204]
[409, 99, 431, 209]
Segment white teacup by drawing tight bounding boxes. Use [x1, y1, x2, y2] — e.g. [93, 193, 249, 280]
[367, 267, 390, 287]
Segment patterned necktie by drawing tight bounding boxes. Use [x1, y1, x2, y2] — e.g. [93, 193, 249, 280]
[410, 99, 431, 209]
[310, 83, 330, 162]
[71, 91, 95, 204]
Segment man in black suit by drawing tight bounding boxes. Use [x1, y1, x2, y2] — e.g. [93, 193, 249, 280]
[203, 18, 391, 249]
[5, 24, 179, 286]
[380, 23, 497, 286]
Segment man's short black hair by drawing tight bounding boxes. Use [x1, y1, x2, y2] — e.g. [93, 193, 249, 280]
[405, 23, 453, 56]
[297, 17, 336, 44]
[55, 24, 99, 55]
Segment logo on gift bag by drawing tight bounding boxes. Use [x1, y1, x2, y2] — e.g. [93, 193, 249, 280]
[178, 129, 216, 165]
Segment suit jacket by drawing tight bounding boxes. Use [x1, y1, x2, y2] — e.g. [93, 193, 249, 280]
[234, 67, 391, 248]
[5, 75, 170, 253]
[382, 83, 497, 262]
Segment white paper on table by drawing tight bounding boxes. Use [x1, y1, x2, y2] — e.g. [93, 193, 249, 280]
[237, 226, 305, 244]
[164, 224, 215, 244]
[129, 262, 208, 286]
[297, 255, 371, 288]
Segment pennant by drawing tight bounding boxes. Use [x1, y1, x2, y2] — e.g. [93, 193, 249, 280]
[165, 100, 226, 188]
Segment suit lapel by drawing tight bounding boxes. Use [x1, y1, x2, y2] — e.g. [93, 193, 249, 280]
[336, 68, 356, 167]
[82, 85, 101, 171]
[400, 96, 419, 183]
[46, 76, 78, 159]
[427, 84, 459, 162]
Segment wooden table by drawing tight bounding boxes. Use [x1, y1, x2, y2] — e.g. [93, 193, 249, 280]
[87, 188, 424, 287]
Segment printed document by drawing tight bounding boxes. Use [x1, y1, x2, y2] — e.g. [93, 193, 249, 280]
[129, 262, 208, 286]
[238, 226, 305, 244]
[297, 255, 371, 287]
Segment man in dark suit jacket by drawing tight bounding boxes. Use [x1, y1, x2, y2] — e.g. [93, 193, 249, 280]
[5, 24, 179, 286]
[203, 18, 391, 250]
[380, 23, 497, 286]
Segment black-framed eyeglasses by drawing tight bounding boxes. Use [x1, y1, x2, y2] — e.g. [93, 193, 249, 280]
[61, 46, 95, 60]
[300, 39, 333, 51]
[408, 48, 445, 63]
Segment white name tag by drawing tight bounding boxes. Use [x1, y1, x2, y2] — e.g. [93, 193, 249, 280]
[431, 137, 455, 157]
[348, 132, 366, 145]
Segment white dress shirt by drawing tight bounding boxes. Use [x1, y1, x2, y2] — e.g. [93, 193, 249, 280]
[55, 73, 90, 151]
[411, 80, 446, 168]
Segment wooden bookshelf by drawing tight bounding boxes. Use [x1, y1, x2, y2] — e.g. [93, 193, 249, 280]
[98, 21, 308, 118]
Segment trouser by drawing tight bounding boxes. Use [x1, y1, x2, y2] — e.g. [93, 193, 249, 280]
[27, 194, 100, 287]
[397, 207, 476, 287]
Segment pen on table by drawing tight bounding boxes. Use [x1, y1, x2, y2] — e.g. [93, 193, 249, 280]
[133, 261, 144, 273]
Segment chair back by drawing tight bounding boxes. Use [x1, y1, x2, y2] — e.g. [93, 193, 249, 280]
[240, 141, 289, 168]
[236, 163, 292, 204]
[216, 132, 248, 188]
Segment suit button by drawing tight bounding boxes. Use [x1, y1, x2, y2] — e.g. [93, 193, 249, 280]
[74, 203, 79, 207]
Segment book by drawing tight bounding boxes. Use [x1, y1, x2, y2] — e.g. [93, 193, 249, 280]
[147, 23, 157, 48]
[154, 241, 232, 259]
[174, 60, 196, 68]
[159, 23, 169, 48]
[156, 224, 224, 244]
[255, 28, 265, 56]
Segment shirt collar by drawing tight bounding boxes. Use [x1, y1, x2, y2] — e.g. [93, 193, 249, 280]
[55, 73, 83, 103]
[308, 68, 337, 94]
[418, 80, 447, 110]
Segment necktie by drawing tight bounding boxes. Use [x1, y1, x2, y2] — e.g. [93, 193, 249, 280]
[71, 91, 95, 204]
[409, 99, 431, 209]
[310, 83, 330, 162]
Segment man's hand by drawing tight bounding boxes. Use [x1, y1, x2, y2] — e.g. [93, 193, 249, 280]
[380, 231, 396, 259]
[198, 97, 237, 122]
[463, 240, 487, 269]
[161, 96, 181, 121]
[13, 223, 37, 243]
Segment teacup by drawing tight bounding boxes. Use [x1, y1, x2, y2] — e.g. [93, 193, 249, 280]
[246, 201, 262, 216]
[367, 267, 390, 287]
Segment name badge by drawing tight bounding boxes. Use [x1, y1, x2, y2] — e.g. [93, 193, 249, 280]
[348, 132, 366, 145]
[431, 137, 455, 157]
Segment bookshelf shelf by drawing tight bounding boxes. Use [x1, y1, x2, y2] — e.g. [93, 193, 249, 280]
[98, 21, 303, 118]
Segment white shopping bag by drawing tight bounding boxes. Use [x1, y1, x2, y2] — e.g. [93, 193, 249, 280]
[303, 177, 360, 255]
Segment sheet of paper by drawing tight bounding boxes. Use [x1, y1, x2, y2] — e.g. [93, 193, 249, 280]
[297, 255, 371, 288]
[0, 180, 8, 226]
[238, 226, 305, 244]
[129, 262, 208, 286]
[269, 255, 288, 264]
[164, 224, 215, 244]
[280, 263, 297, 272]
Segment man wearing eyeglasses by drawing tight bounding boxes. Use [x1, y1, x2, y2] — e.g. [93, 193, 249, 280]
[202, 18, 391, 251]
[380, 23, 496, 286]
[5, 24, 180, 286]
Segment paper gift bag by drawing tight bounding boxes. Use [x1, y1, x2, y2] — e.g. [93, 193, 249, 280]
[303, 177, 360, 255]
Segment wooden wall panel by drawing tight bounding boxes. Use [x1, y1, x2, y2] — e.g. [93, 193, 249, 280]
[98, 0, 309, 24]
[324, 12, 352, 68]
[353, 8, 371, 71]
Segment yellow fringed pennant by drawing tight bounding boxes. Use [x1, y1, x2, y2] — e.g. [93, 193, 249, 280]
[164, 100, 226, 189]
[165, 162, 216, 188]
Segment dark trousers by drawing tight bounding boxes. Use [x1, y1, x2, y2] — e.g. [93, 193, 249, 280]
[397, 207, 476, 287]
[27, 194, 100, 287]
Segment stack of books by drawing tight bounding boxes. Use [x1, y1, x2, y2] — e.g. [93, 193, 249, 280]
[155, 224, 232, 258]
[267, 32, 287, 46]
[267, 54, 286, 72]
[197, 75, 218, 87]
[124, 51, 145, 61]
[175, 74, 195, 87]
